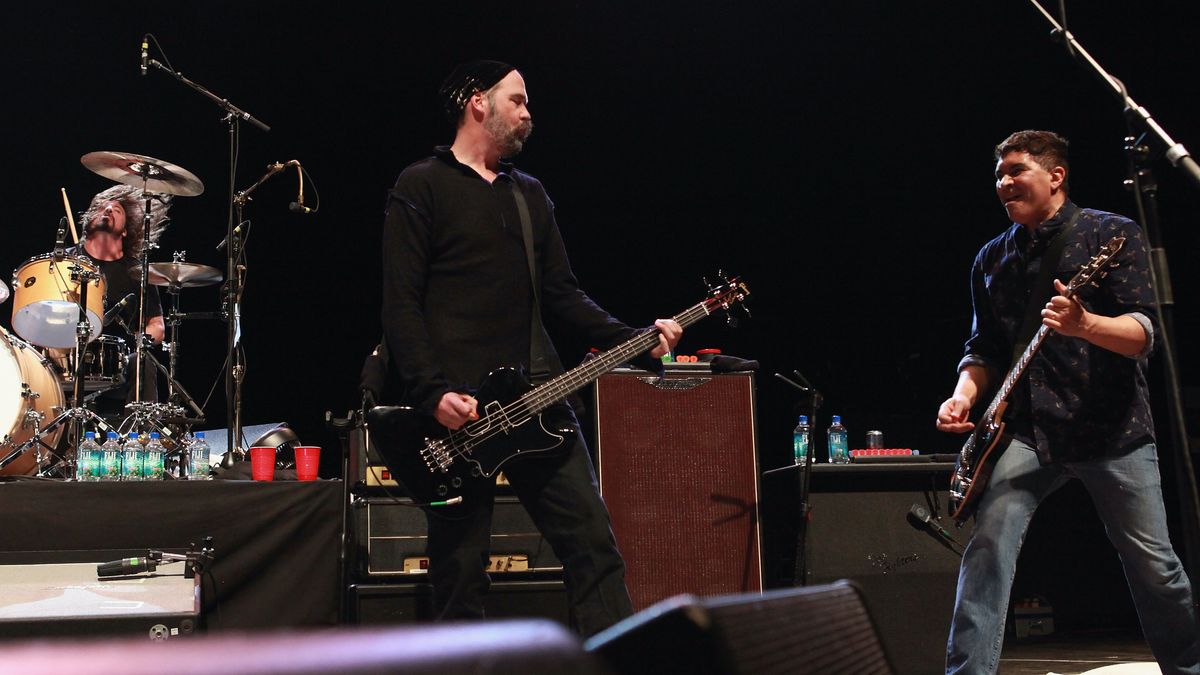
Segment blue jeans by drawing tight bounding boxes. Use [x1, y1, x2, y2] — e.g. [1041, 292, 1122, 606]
[946, 440, 1200, 674]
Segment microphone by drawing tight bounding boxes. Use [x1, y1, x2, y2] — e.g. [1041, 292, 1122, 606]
[53, 217, 67, 261]
[97, 556, 158, 577]
[908, 503, 958, 542]
[140, 35, 149, 76]
[105, 292, 136, 325]
[268, 159, 300, 172]
[216, 222, 245, 252]
[289, 201, 314, 215]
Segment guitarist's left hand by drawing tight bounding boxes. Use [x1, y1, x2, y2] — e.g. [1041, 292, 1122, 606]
[1041, 279, 1091, 337]
[649, 318, 683, 359]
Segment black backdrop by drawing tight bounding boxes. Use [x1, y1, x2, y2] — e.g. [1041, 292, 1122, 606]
[5, 4, 1198, 491]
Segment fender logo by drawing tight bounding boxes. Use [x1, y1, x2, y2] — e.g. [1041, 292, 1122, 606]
[867, 553, 920, 574]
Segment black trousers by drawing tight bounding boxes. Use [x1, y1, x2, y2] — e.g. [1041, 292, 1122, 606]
[424, 415, 633, 637]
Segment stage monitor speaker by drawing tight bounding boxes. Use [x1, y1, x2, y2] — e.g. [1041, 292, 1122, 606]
[595, 365, 761, 611]
[803, 465, 969, 675]
[0, 619, 603, 674]
[585, 580, 893, 675]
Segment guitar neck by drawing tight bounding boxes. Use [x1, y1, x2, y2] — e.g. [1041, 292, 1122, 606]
[520, 301, 713, 415]
[982, 323, 1051, 421]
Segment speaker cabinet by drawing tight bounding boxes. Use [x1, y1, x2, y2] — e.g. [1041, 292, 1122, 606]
[585, 581, 893, 675]
[801, 464, 968, 675]
[353, 496, 562, 578]
[595, 365, 761, 611]
[350, 580, 569, 626]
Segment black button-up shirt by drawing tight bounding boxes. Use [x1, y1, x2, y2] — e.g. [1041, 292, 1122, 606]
[959, 201, 1157, 462]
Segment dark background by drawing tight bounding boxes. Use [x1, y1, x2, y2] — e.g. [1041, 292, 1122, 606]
[4, 1, 1198, 631]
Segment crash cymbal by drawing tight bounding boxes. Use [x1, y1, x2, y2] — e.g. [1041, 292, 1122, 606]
[80, 151, 205, 197]
[147, 262, 223, 287]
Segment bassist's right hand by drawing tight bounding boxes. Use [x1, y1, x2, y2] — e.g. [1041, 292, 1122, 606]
[936, 394, 975, 434]
[436, 392, 479, 430]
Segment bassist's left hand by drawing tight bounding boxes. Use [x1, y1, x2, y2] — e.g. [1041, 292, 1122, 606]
[649, 318, 683, 359]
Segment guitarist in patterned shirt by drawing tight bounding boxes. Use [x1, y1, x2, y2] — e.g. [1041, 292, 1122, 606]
[935, 130, 1198, 674]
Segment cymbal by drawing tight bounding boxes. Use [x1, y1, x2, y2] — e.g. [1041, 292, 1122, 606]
[147, 262, 223, 288]
[80, 151, 205, 197]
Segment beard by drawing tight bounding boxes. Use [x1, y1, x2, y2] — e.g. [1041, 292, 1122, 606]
[85, 215, 113, 235]
[484, 113, 533, 158]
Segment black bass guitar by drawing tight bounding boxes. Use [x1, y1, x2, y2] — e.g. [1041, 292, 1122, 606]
[949, 236, 1126, 524]
[368, 277, 750, 506]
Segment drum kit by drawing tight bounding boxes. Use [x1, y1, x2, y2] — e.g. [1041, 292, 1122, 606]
[0, 151, 222, 478]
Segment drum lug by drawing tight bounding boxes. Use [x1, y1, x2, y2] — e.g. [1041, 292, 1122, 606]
[21, 383, 40, 401]
[22, 409, 45, 430]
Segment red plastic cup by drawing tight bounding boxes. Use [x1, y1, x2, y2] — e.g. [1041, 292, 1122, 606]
[250, 446, 276, 481]
[294, 446, 320, 481]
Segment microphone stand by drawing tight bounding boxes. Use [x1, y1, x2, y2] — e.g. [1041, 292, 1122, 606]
[144, 50, 271, 467]
[1026, 0, 1200, 586]
[766, 370, 823, 587]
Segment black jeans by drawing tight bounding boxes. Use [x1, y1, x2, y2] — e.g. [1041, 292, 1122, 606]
[424, 416, 632, 637]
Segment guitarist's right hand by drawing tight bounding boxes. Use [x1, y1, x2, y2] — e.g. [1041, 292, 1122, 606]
[936, 394, 975, 434]
[436, 392, 479, 430]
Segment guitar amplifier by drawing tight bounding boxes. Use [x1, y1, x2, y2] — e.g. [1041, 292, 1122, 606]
[352, 495, 563, 578]
[594, 365, 762, 611]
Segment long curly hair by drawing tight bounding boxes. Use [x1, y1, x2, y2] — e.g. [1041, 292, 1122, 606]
[80, 184, 173, 258]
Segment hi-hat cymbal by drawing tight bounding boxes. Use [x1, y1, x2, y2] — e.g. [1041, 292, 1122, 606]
[147, 262, 223, 288]
[81, 151, 205, 197]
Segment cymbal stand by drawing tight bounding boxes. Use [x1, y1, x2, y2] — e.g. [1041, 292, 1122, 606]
[164, 251, 186, 403]
[129, 180, 157, 410]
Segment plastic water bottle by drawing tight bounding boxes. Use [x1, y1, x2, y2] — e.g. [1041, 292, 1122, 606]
[190, 432, 211, 480]
[827, 415, 850, 464]
[144, 432, 166, 480]
[100, 432, 123, 481]
[793, 415, 811, 465]
[77, 431, 101, 481]
[122, 432, 144, 481]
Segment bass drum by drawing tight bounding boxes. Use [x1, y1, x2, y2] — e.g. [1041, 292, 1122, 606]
[0, 327, 65, 475]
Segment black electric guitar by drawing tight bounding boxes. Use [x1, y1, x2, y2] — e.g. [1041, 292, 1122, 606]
[948, 236, 1126, 524]
[368, 276, 750, 506]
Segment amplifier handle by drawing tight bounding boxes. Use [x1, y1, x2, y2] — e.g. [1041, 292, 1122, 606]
[636, 376, 712, 391]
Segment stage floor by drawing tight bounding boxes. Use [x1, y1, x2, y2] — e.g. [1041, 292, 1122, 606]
[999, 632, 1155, 674]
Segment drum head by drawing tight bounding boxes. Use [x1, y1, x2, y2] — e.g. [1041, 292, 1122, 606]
[12, 302, 102, 349]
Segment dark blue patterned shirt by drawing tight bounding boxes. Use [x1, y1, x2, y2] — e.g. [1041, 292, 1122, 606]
[958, 200, 1157, 462]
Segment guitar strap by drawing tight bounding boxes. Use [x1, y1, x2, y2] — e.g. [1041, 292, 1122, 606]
[510, 180, 553, 384]
[1011, 207, 1081, 366]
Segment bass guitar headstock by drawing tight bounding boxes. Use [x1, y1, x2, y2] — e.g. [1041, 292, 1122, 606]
[702, 271, 751, 325]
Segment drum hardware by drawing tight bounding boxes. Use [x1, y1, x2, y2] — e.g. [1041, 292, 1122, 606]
[81, 152, 205, 412]
[0, 263, 110, 478]
[149, 252, 218, 424]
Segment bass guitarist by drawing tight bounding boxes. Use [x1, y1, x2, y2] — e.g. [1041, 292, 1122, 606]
[379, 60, 681, 636]
[935, 130, 1198, 674]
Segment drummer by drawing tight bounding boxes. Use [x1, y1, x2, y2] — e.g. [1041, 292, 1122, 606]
[70, 184, 170, 408]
